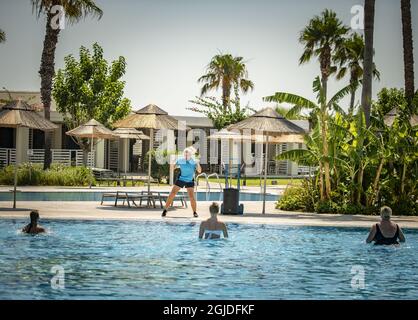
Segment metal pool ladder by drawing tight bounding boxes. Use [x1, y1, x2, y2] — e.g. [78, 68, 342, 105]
[195, 173, 223, 201]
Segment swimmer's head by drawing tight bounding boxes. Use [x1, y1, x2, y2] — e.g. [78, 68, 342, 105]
[30, 210, 39, 224]
[183, 147, 196, 160]
[209, 202, 220, 217]
[380, 206, 392, 221]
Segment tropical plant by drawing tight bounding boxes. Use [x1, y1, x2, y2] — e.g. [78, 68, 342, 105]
[52, 43, 131, 164]
[264, 77, 355, 200]
[334, 33, 380, 115]
[298, 9, 349, 199]
[189, 83, 252, 129]
[299, 9, 349, 99]
[400, 0, 415, 105]
[32, 0, 103, 169]
[0, 29, 5, 43]
[275, 105, 307, 120]
[361, 0, 376, 126]
[198, 53, 254, 111]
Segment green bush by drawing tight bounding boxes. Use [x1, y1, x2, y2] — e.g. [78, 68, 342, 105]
[276, 179, 317, 212]
[0, 163, 94, 186]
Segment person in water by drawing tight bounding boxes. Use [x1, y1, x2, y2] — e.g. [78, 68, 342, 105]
[22, 210, 46, 234]
[366, 206, 405, 245]
[162, 147, 202, 218]
[199, 202, 228, 239]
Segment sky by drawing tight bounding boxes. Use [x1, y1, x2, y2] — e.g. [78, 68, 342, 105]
[0, 0, 417, 116]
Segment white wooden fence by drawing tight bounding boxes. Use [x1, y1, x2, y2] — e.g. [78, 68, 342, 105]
[0, 148, 95, 168]
[0, 148, 16, 167]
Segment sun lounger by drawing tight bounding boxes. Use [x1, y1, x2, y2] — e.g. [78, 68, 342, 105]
[140, 191, 188, 208]
[101, 191, 157, 208]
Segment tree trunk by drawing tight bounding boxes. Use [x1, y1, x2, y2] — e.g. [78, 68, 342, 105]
[318, 162, 324, 200]
[319, 47, 332, 200]
[40, 11, 60, 169]
[401, 162, 407, 194]
[401, 0, 415, 105]
[321, 112, 332, 199]
[349, 73, 357, 115]
[361, 0, 375, 127]
[222, 80, 231, 112]
[356, 165, 364, 205]
[367, 158, 384, 206]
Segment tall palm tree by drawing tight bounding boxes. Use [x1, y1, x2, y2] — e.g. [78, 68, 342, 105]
[299, 9, 349, 99]
[361, 0, 376, 127]
[401, 0, 415, 106]
[0, 29, 5, 43]
[334, 33, 380, 115]
[32, 0, 103, 169]
[198, 54, 254, 112]
[299, 10, 349, 199]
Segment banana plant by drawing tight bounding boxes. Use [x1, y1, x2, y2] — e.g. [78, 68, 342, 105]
[264, 77, 355, 200]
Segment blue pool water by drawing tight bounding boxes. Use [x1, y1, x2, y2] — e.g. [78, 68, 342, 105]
[1, 219, 417, 300]
[0, 191, 278, 202]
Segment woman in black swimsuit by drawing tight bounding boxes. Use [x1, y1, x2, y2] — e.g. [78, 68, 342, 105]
[366, 206, 406, 245]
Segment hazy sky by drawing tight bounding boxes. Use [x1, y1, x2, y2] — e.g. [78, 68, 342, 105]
[0, 0, 417, 115]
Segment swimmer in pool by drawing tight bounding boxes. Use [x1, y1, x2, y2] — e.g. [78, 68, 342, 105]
[162, 147, 202, 218]
[366, 206, 405, 245]
[22, 210, 46, 234]
[199, 202, 228, 239]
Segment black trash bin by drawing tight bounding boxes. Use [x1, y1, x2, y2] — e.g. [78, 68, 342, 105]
[221, 188, 244, 215]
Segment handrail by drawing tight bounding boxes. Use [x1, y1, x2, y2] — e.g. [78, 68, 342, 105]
[195, 173, 210, 196]
[207, 172, 223, 200]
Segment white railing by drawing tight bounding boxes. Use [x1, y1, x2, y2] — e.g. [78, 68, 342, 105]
[28, 149, 45, 164]
[0, 148, 95, 168]
[0, 148, 16, 167]
[75, 150, 95, 167]
[51, 149, 72, 166]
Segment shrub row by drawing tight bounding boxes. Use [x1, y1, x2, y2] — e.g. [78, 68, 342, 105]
[0, 163, 94, 186]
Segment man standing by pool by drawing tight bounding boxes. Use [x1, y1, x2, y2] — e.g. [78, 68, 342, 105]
[162, 147, 201, 218]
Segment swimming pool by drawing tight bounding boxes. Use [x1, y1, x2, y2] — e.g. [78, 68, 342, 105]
[0, 191, 278, 202]
[1, 219, 417, 300]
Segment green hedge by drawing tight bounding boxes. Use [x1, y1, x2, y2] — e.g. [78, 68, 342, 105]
[0, 163, 95, 186]
[276, 180, 417, 215]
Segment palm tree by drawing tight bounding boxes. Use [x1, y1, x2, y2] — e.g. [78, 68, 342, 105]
[361, 0, 376, 127]
[264, 77, 355, 200]
[299, 10, 349, 199]
[334, 33, 380, 115]
[32, 0, 103, 169]
[299, 9, 349, 99]
[401, 0, 415, 105]
[198, 54, 254, 112]
[0, 29, 5, 43]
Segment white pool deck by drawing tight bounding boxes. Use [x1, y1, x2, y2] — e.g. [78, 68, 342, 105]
[1, 186, 418, 229]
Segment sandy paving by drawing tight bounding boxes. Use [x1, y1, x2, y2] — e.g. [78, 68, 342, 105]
[1, 200, 418, 229]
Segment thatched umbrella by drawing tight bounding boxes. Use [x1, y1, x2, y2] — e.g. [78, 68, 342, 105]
[0, 99, 58, 208]
[66, 119, 117, 168]
[384, 108, 418, 127]
[113, 128, 150, 175]
[228, 107, 305, 214]
[114, 104, 187, 193]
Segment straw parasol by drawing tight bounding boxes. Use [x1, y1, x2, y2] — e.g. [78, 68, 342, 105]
[66, 119, 118, 168]
[113, 128, 150, 175]
[0, 99, 58, 208]
[384, 108, 418, 127]
[114, 104, 188, 193]
[227, 107, 305, 214]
